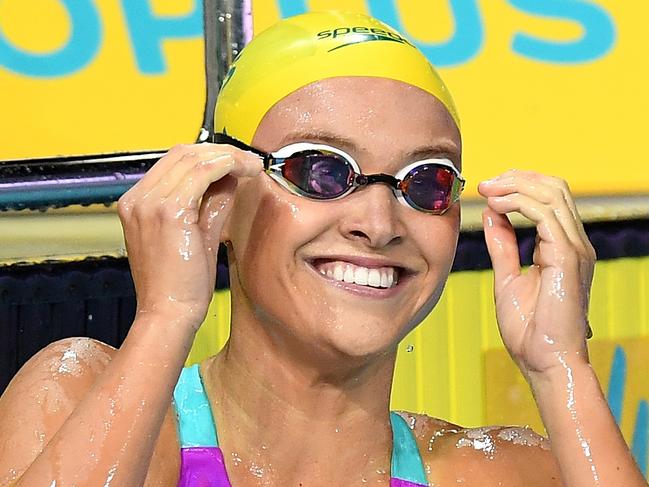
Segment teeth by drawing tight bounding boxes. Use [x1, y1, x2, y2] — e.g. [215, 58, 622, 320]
[343, 267, 354, 283]
[368, 269, 381, 287]
[380, 272, 389, 288]
[314, 261, 399, 289]
[354, 267, 369, 286]
[333, 266, 344, 281]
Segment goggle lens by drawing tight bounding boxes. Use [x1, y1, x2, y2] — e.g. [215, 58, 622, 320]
[401, 164, 455, 212]
[281, 151, 354, 199]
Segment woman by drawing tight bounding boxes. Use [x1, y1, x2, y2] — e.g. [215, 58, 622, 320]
[0, 11, 645, 487]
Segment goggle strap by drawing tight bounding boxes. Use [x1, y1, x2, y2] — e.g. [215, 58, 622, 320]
[211, 133, 268, 160]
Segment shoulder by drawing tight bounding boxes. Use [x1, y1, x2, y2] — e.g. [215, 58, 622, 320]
[0, 338, 180, 486]
[1, 337, 116, 408]
[0, 338, 117, 482]
[395, 411, 563, 487]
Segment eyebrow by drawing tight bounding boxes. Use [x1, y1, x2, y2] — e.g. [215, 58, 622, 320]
[277, 130, 462, 171]
[278, 130, 358, 153]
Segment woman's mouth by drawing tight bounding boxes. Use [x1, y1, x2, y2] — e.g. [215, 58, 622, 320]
[306, 257, 410, 298]
[313, 260, 398, 288]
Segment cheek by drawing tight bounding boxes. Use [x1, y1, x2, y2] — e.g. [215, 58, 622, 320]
[413, 208, 461, 277]
[229, 178, 322, 306]
[402, 209, 460, 328]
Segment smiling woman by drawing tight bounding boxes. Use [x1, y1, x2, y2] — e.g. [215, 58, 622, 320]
[0, 10, 646, 487]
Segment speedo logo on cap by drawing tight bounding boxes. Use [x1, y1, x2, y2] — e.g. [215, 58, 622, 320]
[317, 26, 413, 52]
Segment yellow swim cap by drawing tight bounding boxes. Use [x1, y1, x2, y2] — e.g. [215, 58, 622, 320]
[214, 11, 459, 144]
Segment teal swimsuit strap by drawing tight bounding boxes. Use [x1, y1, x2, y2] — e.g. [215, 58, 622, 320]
[173, 366, 428, 485]
[390, 412, 429, 485]
[173, 364, 219, 448]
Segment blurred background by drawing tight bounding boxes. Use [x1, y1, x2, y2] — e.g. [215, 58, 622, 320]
[1, 0, 648, 475]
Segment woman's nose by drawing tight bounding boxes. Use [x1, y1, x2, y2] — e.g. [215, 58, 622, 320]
[337, 185, 405, 249]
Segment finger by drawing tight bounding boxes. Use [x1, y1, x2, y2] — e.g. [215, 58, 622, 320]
[486, 193, 575, 268]
[139, 151, 228, 203]
[482, 207, 521, 290]
[480, 173, 587, 256]
[541, 176, 595, 260]
[133, 143, 262, 196]
[197, 176, 238, 258]
[167, 154, 263, 211]
[482, 172, 595, 260]
[130, 144, 216, 196]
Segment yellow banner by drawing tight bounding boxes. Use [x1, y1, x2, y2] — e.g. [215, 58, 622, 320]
[1, 0, 647, 197]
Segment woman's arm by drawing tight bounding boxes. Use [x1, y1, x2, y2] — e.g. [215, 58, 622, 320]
[479, 170, 647, 486]
[0, 143, 263, 486]
[530, 353, 646, 485]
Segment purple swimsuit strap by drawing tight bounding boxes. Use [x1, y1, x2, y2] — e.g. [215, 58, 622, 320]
[178, 447, 231, 487]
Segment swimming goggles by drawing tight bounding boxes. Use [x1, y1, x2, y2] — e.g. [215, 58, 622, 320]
[211, 133, 465, 215]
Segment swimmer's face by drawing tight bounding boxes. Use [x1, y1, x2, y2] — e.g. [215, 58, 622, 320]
[226, 77, 461, 359]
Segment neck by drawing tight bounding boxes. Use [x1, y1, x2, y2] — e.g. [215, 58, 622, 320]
[202, 302, 397, 485]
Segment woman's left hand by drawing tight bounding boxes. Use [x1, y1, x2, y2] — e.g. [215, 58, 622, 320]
[478, 170, 596, 382]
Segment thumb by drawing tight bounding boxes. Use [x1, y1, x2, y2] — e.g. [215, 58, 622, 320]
[482, 207, 521, 292]
[198, 175, 238, 257]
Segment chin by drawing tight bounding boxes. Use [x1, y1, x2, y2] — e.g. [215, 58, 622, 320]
[314, 314, 404, 360]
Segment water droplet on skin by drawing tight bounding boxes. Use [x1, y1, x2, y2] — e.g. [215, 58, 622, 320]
[543, 334, 555, 345]
[231, 452, 242, 466]
[103, 464, 118, 486]
[550, 270, 567, 301]
[456, 427, 498, 459]
[289, 202, 300, 218]
[496, 427, 550, 450]
[556, 352, 601, 484]
[249, 462, 264, 478]
[510, 294, 534, 323]
[406, 344, 414, 352]
[179, 229, 192, 261]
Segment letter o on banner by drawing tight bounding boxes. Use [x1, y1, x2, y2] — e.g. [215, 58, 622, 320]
[0, 0, 102, 77]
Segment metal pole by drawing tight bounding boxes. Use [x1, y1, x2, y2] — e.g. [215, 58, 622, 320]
[197, 0, 253, 142]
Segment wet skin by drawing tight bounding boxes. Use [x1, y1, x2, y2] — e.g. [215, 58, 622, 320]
[0, 77, 646, 486]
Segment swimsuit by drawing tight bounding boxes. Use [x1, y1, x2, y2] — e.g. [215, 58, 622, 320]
[173, 364, 430, 486]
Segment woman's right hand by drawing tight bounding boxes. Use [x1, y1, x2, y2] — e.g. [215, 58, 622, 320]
[117, 143, 263, 330]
